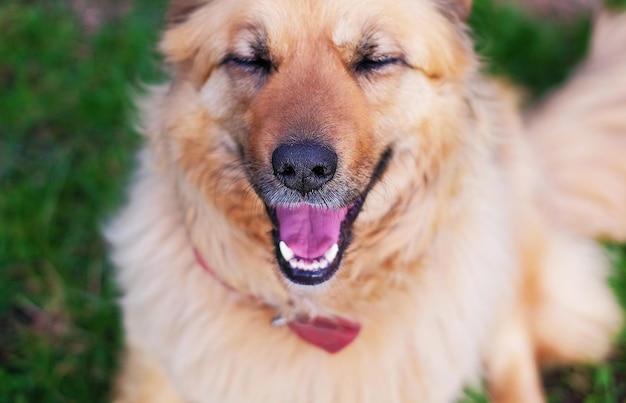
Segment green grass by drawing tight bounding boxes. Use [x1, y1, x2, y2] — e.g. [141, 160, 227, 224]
[0, 1, 166, 401]
[470, 0, 592, 98]
[0, 1, 624, 402]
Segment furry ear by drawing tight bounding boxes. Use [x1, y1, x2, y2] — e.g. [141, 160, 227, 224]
[166, 0, 208, 25]
[438, 0, 472, 21]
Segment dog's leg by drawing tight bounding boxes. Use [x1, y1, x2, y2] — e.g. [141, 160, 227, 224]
[486, 305, 545, 403]
[114, 342, 183, 403]
[529, 234, 622, 365]
[486, 220, 621, 401]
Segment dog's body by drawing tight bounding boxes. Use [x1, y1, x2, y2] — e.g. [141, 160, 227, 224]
[106, 1, 626, 401]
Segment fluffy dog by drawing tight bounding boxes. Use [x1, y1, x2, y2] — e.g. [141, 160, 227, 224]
[106, 0, 626, 401]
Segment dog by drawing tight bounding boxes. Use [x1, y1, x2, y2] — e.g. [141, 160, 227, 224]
[106, 0, 626, 401]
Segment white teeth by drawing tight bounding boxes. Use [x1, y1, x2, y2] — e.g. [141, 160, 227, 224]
[324, 244, 339, 263]
[281, 242, 340, 272]
[279, 241, 294, 261]
[287, 258, 329, 272]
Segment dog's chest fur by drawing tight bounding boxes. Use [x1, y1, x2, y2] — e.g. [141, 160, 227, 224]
[110, 135, 518, 402]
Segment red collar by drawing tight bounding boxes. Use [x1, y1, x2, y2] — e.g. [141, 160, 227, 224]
[193, 248, 360, 353]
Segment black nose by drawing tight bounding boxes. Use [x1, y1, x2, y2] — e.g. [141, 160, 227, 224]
[272, 141, 338, 195]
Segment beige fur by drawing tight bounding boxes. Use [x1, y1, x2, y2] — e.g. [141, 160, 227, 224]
[106, 1, 626, 401]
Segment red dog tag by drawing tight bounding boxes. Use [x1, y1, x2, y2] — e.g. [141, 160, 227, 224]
[288, 316, 361, 353]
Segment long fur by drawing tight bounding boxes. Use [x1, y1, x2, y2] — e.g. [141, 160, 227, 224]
[527, 12, 626, 241]
[106, 2, 626, 402]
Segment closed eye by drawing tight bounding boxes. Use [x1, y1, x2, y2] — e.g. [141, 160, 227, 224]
[223, 55, 274, 74]
[354, 56, 405, 74]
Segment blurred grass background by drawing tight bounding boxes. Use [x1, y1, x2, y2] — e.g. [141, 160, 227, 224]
[0, 0, 625, 401]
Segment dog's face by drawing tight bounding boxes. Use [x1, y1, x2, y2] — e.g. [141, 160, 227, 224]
[158, 0, 475, 290]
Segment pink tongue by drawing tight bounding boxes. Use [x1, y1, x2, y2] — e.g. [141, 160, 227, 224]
[276, 204, 347, 259]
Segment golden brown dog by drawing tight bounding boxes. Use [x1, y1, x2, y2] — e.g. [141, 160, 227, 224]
[106, 0, 626, 401]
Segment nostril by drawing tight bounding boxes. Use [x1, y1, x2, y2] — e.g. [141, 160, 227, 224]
[271, 141, 338, 194]
[312, 165, 328, 178]
[278, 164, 296, 177]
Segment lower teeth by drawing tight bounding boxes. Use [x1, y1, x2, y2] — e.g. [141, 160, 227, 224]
[280, 243, 339, 272]
[289, 257, 330, 271]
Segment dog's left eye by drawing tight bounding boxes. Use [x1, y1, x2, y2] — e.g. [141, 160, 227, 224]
[354, 56, 403, 74]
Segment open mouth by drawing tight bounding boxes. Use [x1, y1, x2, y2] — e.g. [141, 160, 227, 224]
[266, 148, 392, 286]
[267, 199, 361, 285]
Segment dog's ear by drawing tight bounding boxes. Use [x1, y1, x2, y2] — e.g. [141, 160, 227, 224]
[160, 0, 223, 66]
[439, 0, 472, 21]
[161, 0, 208, 63]
[166, 0, 207, 25]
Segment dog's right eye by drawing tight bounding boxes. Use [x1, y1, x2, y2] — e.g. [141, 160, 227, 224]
[223, 55, 273, 75]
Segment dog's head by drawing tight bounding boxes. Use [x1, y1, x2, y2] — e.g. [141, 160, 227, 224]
[156, 0, 476, 290]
